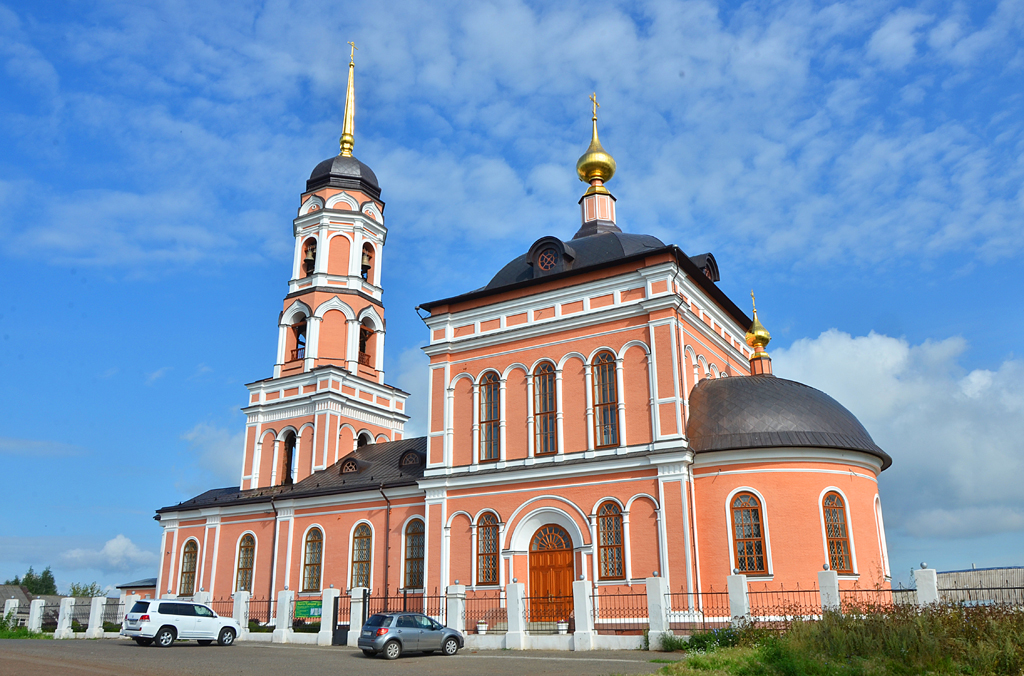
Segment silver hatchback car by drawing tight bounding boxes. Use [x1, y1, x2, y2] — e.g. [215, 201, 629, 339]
[357, 612, 463, 659]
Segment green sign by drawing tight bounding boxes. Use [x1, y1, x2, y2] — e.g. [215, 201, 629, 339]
[294, 600, 322, 618]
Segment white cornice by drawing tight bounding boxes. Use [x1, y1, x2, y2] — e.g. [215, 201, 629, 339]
[691, 447, 884, 475]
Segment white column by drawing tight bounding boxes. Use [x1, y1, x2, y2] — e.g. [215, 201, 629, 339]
[314, 225, 329, 274]
[123, 594, 140, 622]
[471, 383, 480, 467]
[584, 364, 594, 451]
[318, 588, 340, 646]
[84, 596, 106, 639]
[28, 599, 44, 633]
[525, 373, 535, 459]
[305, 315, 322, 371]
[444, 386, 454, 468]
[54, 598, 75, 639]
[571, 579, 595, 651]
[446, 584, 466, 634]
[498, 378, 507, 462]
[3, 599, 18, 628]
[504, 582, 527, 650]
[555, 369, 565, 456]
[818, 569, 841, 612]
[346, 319, 359, 372]
[727, 574, 751, 626]
[588, 516, 599, 582]
[347, 587, 368, 647]
[622, 510, 633, 582]
[914, 567, 939, 606]
[272, 589, 295, 643]
[646, 575, 672, 649]
[233, 591, 250, 639]
[615, 357, 627, 448]
[470, 524, 478, 586]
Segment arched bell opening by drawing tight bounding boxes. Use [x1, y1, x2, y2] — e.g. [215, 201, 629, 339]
[281, 431, 297, 486]
[360, 243, 375, 283]
[289, 321, 307, 362]
[358, 319, 376, 369]
[301, 237, 318, 277]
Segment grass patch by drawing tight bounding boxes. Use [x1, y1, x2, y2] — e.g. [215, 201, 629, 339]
[1, 612, 52, 640]
[658, 603, 1024, 676]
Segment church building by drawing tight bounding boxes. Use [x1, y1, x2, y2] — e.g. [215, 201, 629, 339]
[154, 53, 893, 616]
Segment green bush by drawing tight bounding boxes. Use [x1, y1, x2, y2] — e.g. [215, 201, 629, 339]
[248, 620, 273, 633]
[0, 611, 52, 640]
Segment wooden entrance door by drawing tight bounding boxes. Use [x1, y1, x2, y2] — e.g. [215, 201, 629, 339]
[528, 525, 573, 622]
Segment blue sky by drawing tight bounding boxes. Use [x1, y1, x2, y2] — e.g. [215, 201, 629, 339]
[1, 0, 1022, 594]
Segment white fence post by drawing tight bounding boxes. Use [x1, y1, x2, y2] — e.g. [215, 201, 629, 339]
[571, 579, 595, 651]
[446, 584, 466, 634]
[233, 591, 250, 639]
[727, 574, 751, 626]
[346, 587, 367, 647]
[28, 599, 44, 633]
[54, 598, 75, 639]
[319, 588, 340, 646]
[504, 582, 527, 649]
[818, 570, 841, 612]
[646, 575, 672, 649]
[85, 596, 106, 638]
[914, 567, 939, 606]
[272, 589, 294, 643]
[192, 591, 212, 605]
[2, 599, 18, 628]
[123, 594, 140, 623]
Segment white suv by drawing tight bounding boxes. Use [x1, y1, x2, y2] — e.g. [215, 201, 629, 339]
[121, 599, 241, 647]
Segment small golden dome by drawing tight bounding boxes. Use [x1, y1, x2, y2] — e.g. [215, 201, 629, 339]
[745, 308, 771, 351]
[576, 118, 616, 186]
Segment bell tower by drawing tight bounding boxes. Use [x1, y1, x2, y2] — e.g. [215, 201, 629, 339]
[238, 44, 409, 491]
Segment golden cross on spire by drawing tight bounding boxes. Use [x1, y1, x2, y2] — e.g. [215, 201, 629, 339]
[348, 41, 358, 64]
[751, 289, 756, 311]
[590, 92, 600, 121]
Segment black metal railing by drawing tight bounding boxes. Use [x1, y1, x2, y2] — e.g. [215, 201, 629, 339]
[838, 587, 913, 613]
[102, 601, 124, 631]
[938, 585, 1024, 606]
[39, 601, 61, 632]
[592, 587, 648, 635]
[748, 585, 822, 626]
[464, 590, 506, 634]
[524, 595, 574, 634]
[209, 599, 234, 617]
[666, 587, 731, 632]
[247, 597, 274, 631]
[70, 600, 93, 630]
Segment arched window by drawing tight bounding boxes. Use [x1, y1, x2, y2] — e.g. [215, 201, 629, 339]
[360, 243, 374, 281]
[302, 238, 317, 277]
[597, 502, 625, 580]
[351, 524, 372, 588]
[823, 492, 853, 574]
[291, 321, 307, 361]
[235, 535, 255, 592]
[477, 513, 499, 585]
[341, 459, 358, 473]
[281, 432, 296, 486]
[479, 372, 500, 462]
[403, 520, 425, 589]
[534, 362, 557, 455]
[731, 493, 767, 574]
[401, 451, 420, 467]
[357, 432, 373, 448]
[592, 352, 618, 447]
[302, 528, 323, 592]
[179, 541, 198, 596]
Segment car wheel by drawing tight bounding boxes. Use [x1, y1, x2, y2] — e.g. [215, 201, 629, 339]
[361, 649, 376, 657]
[155, 627, 175, 647]
[383, 640, 402, 660]
[443, 636, 459, 656]
[217, 627, 236, 646]
[198, 640, 213, 646]
[134, 638, 153, 646]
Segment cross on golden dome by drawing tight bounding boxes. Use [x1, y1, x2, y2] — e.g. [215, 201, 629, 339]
[590, 92, 599, 121]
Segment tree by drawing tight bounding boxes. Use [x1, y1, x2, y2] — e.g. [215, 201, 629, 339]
[3, 566, 58, 595]
[68, 582, 104, 597]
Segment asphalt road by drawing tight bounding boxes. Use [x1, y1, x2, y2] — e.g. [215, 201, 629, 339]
[0, 639, 676, 675]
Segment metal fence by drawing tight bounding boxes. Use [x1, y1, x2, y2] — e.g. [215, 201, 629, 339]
[247, 597, 274, 629]
[209, 599, 234, 617]
[592, 587, 648, 635]
[464, 590, 506, 634]
[39, 601, 60, 632]
[838, 587, 915, 613]
[524, 595, 574, 634]
[666, 588, 731, 632]
[70, 600, 93, 629]
[748, 585, 822, 626]
[938, 585, 1024, 607]
[102, 600, 124, 630]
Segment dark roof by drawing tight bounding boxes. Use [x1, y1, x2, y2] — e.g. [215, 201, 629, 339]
[483, 231, 666, 290]
[155, 437, 427, 515]
[686, 375, 891, 469]
[116, 578, 157, 590]
[306, 154, 381, 199]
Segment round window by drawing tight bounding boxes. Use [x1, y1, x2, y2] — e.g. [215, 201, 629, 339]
[537, 248, 559, 271]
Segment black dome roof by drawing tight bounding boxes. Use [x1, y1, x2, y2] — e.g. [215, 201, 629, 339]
[485, 231, 665, 290]
[307, 154, 380, 199]
[687, 375, 890, 469]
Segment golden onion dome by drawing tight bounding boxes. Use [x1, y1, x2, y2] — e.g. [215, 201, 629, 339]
[745, 292, 772, 356]
[576, 118, 617, 186]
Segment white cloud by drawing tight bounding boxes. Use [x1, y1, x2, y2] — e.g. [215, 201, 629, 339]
[867, 10, 933, 70]
[60, 534, 158, 573]
[181, 422, 244, 487]
[0, 437, 79, 456]
[145, 366, 171, 385]
[773, 330, 1024, 540]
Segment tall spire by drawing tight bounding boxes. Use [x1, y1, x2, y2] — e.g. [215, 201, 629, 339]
[339, 41, 358, 158]
[745, 291, 773, 376]
[575, 92, 617, 196]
